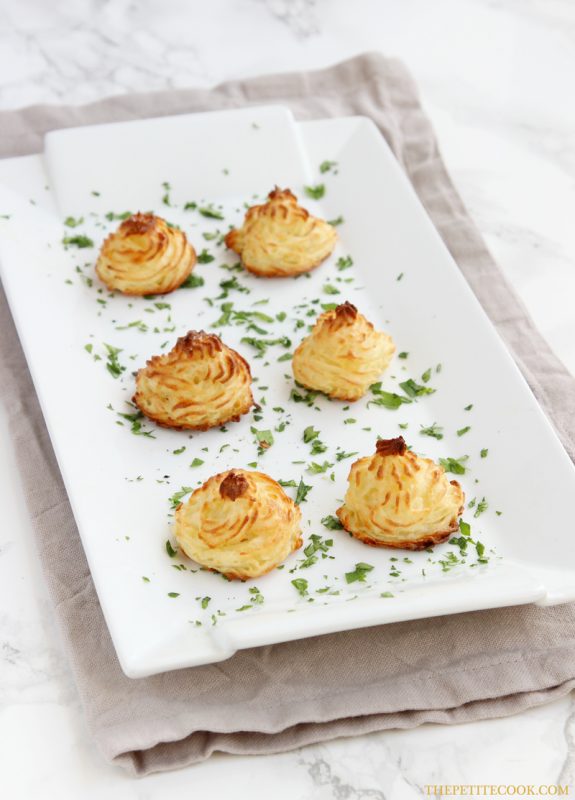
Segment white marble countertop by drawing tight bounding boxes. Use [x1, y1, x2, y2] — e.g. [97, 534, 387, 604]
[1, 0, 575, 796]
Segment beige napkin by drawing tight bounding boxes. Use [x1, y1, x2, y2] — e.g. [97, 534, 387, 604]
[1, 53, 575, 775]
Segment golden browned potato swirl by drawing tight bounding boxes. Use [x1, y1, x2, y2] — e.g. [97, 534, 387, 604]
[336, 437, 465, 550]
[292, 302, 395, 401]
[133, 331, 253, 430]
[224, 187, 337, 277]
[175, 469, 303, 579]
[95, 213, 196, 295]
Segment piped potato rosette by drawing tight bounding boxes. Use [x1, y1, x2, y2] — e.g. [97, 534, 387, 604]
[175, 469, 303, 579]
[336, 437, 465, 550]
[292, 302, 395, 401]
[225, 187, 337, 277]
[133, 331, 253, 430]
[95, 212, 196, 295]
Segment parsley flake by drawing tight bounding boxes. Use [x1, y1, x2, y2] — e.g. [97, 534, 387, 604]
[199, 205, 224, 219]
[63, 234, 94, 249]
[291, 578, 309, 597]
[399, 379, 435, 398]
[180, 274, 205, 289]
[251, 427, 274, 455]
[336, 255, 353, 271]
[169, 486, 193, 509]
[420, 423, 443, 440]
[321, 515, 343, 530]
[197, 249, 215, 264]
[439, 456, 469, 475]
[165, 540, 178, 558]
[345, 562, 374, 584]
[319, 160, 338, 173]
[64, 216, 84, 228]
[303, 426, 320, 443]
[295, 479, 312, 505]
[304, 184, 325, 199]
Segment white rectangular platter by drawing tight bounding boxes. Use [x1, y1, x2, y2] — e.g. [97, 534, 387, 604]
[1, 106, 574, 678]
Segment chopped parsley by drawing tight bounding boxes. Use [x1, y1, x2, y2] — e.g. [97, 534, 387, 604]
[199, 204, 224, 219]
[116, 410, 156, 438]
[190, 458, 204, 468]
[290, 387, 319, 407]
[336, 450, 358, 461]
[202, 230, 221, 241]
[64, 216, 84, 227]
[103, 343, 125, 378]
[213, 302, 273, 328]
[197, 249, 215, 264]
[300, 534, 333, 568]
[439, 456, 469, 475]
[165, 540, 178, 557]
[249, 586, 264, 605]
[474, 497, 488, 518]
[173, 446, 186, 455]
[399, 378, 435, 398]
[63, 234, 94, 249]
[457, 426, 471, 437]
[251, 427, 274, 455]
[180, 274, 205, 289]
[319, 160, 338, 173]
[105, 211, 131, 221]
[336, 255, 353, 271]
[241, 335, 291, 357]
[369, 384, 412, 410]
[450, 519, 489, 564]
[321, 515, 343, 530]
[480, 448, 488, 458]
[303, 426, 320, 443]
[291, 578, 309, 597]
[323, 284, 340, 295]
[345, 562, 374, 584]
[167, 592, 180, 598]
[420, 423, 443, 440]
[327, 215, 344, 226]
[304, 184, 325, 199]
[218, 276, 250, 297]
[307, 460, 333, 474]
[398, 352, 409, 359]
[295, 479, 312, 505]
[169, 486, 193, 509]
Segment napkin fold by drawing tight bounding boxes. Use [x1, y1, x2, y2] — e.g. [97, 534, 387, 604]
[1, 53, 575, 775]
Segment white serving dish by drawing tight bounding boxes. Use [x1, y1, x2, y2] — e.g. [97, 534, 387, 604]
[0, 106, 574, 678]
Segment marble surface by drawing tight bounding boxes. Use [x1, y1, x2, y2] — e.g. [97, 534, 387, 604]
[1, 0, 575, 796]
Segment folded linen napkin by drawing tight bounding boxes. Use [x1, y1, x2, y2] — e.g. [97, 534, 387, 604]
[1, 52, 574, 775]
